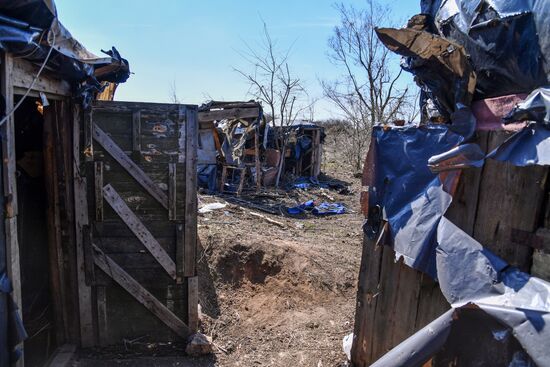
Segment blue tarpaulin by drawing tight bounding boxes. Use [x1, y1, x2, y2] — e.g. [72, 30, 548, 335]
[287, 200, 346, 216]
[367, 124, 463, 276]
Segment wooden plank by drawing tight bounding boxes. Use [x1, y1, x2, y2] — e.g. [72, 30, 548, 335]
[46, 344, 76, 367]
[132, 110, 141, 153]
[102, 184, 176, 279]
[59, 101, 81, 343]
[168, 162, 177, 220]
[254, 128, 261, 192]
[82, 225, 95, 286]
[198, 107, 260, 122]
[351, 237, 385, 366]
[93, 245, 190, 338]
[11, 57, 71, 97]
[473, 131, 547, 271]
[96, 286, 108, 346]
[0, 55, 23, 366]
[93, 123, 169, 209]
[94, 161, 104, 221]
[43, 102, 67, 346]
[184, 106, 198, 277]
[83, 109, 93, 162]
[1, 53, 17, 217]
[187, 276, 199, 333]
[176, 222, 184, 283]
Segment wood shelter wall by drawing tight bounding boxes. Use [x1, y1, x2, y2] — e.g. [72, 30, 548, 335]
[351, 130, 550, 366]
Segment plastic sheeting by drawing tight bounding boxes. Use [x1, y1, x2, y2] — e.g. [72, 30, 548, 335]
[368, 213, 550, 367]
[503, 87, 550, 126]
[487, 123, 550, 166]
[421, 0, 550, 99]
[0, 1, 130, 107]
[365, 124, 463, 275]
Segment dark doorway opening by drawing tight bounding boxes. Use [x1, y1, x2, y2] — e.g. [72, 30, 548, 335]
[14, 96, 57, 366]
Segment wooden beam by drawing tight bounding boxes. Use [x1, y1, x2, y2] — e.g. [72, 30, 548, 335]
[93, 245, 190, 338]
[46, 344, 76, 367]
[168, 162, 177, 221]
[11, 57, 71, 97]
[184, 107, 198, 277]
[93, 123, 169, 209]
[2, 52, 23, 366]
[175, 222, 184, 283]
[102, 184, 176, 280]
[132, 110, 141, 153]
[43, 102, 67, 345]
[94, 161, 103, 222]
[96, 286, 108, 346]
[198, 107, 260, 122]
[187, 276, 199, 333]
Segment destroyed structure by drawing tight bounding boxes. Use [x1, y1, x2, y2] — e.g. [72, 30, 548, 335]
[198, 101, 324, 195]
[351, 1, 550, 366]
[0, 2, 201, 366]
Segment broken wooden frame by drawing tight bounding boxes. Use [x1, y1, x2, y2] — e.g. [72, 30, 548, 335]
[0, 52, 199, 364]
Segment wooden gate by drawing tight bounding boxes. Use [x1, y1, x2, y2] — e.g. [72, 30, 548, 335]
[82, 101, 198, 345]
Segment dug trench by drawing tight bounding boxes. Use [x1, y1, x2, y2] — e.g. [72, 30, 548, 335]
[196, 151, 363, 366]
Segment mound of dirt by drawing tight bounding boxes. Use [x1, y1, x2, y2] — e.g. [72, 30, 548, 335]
[213, 243, 285, 285]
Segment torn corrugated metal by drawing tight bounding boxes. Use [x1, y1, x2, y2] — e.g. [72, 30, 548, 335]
[0, 0, 130, 108]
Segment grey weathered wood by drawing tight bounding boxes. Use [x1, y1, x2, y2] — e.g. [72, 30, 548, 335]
[11, 57, 71, 97]
[93, 245, 190, 338]
[351, 130, 549, 366]
[43, 102, 68, 345]
[96, 286, 108, 346]
[176, 222, 184, 283]
[102, 184, 176, 279]
[46, 344, 76, 367]
[0, 54, 23, 366]
[184, 106, 198, 277]
[198, 107, 260, 122]
[168, 162, 177, 221]
[94, 161, 104, 222]
[1, 53, 18, 217]
[132, 110, 141, 152]
[93, 123, 169, 209]
[187, 276, 199, 333]
[84, 109, 93, 162]
[72, 103, 95, 347]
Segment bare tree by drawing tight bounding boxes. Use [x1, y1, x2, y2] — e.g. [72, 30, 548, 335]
[235, 22, 311, 187]
[234, 22, 307, 128]
[168, 79, 180, 104]
[322, 1, 412, 170]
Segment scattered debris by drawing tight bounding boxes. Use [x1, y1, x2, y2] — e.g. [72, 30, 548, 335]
[248, 211, 285, 228]
[185, 333, 213, 357]
[198, 202, 227, 214]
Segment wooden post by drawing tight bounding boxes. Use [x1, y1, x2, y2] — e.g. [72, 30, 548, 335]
[184, 106, 198, 277]
[1, 52, 23, 366]
[73, 104, 95, 347]
[254, 127, 261, 192]
[187, 276, 199, 333]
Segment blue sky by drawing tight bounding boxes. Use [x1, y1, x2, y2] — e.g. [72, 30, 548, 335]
[55, 0, 420, 119]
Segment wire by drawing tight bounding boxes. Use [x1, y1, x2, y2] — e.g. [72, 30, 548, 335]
[0, 25, 57, 127]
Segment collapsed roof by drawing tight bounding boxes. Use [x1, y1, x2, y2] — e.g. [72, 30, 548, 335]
[0, 0, 130, 107]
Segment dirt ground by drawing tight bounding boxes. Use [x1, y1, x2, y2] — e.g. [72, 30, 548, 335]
[75, 138, 364, 367]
